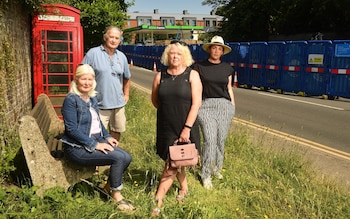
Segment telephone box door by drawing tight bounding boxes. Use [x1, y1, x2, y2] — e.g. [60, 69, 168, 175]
[32, 4, 83, 117]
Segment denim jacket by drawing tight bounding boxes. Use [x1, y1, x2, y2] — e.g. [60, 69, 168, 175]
[61, 93, 111, 152]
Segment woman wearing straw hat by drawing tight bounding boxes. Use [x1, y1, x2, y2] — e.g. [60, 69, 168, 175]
[193, 36, 235, 189]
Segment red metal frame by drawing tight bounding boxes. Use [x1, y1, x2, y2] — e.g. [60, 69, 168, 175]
[32, 4, 83, 116]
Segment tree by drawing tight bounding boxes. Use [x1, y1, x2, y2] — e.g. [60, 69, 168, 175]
[16, 0, 133, 50]
[202, 0, 350, 41]
[71, 0, 133, 50]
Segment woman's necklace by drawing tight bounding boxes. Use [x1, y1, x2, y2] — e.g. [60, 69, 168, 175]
[168, 67, 185, 80]
[170, 74, 179, 80]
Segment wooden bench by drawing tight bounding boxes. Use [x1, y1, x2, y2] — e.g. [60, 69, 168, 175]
[19, 94, 95, 196]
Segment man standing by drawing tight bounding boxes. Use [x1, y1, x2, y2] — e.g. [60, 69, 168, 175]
[82, 26, 130, 141]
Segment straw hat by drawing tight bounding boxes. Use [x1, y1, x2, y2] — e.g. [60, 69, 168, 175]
[202, 35, 232, 55]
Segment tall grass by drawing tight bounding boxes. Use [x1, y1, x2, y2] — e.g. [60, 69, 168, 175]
[0, 87, 349, 218]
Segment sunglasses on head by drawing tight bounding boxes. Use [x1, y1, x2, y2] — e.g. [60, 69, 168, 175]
[170, 40, 187, 46]
[77, 63, 93, 68]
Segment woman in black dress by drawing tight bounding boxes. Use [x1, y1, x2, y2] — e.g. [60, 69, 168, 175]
[150, 40, 202, 217]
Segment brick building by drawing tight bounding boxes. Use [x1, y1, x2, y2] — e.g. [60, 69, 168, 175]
[123, 9, 223, 45]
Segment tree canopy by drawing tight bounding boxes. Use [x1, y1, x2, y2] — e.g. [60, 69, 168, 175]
[12, 0, 350, 47]
[203, 0, 350, 42]
[16, 0, 133, 50]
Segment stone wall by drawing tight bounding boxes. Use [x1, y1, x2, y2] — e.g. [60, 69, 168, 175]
[0, 1, 32, 132]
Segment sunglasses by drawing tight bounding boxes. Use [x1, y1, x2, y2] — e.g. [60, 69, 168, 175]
[77, 63, 93, 68]
[170, 40, 187, 46]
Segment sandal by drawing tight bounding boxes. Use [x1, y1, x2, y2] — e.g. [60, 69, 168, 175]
[151, 207, 161, 217]
[176, 190, 190, 202]
[150, 198, 161, 217]
[116, 199, 136, 211]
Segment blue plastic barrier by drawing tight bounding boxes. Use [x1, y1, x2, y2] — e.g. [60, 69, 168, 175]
[328, 40, 350, 98]
[236, 42, 250, 85]
[304, 40, 332, 96]
[120, 39, 350, 100]
[265, 41, 285, 90]
[189, 44, 201, 63]
[197, 44, 209, 62]
[222, 42, 239, 65]
[224, 43, 240, 80]
[246, 42, 267, 88]
[134, 45, 143, 67]
[280, 41, 307, 94]
[154, 45, 165, 71]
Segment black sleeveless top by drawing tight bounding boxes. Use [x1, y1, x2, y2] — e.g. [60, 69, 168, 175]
[155, 67, 200, 160]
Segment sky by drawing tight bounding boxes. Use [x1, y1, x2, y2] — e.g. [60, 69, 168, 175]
[127, 0, 214, 15]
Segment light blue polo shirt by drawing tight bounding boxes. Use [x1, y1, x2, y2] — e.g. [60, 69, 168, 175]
[82, 45, 131, 109]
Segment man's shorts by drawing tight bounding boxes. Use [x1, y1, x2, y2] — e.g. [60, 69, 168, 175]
[99, 107, 126, 133]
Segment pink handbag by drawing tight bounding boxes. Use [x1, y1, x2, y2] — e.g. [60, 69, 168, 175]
[169, 142, 199, 168]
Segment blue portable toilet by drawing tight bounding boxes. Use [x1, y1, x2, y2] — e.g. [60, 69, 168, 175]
[280, 41, 308, 94]
[247, 42, 267, 89]
[304, 40, 332, 96]
[265, 41, 285, 91]
[236, 42, 250, 86]
[328, 40, 350, 99]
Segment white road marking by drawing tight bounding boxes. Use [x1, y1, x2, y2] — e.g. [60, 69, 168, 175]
[234, 118, 350, 161]
[258, 92, 345, 111]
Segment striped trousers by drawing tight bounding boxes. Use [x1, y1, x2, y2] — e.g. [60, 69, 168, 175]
[198, 98, 235, 180]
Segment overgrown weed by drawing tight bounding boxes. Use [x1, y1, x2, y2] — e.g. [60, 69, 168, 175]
[0, 88, 349, 218]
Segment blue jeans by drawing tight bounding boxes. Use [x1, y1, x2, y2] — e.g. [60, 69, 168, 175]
[63, 134, 132, 191]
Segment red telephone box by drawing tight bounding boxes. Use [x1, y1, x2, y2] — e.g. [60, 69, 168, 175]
[32, 4, 84, 116]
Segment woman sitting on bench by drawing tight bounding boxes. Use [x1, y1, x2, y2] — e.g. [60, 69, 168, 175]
[61, 64, 135, 211]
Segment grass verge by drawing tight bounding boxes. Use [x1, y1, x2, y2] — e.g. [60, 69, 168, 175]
[0, 87, 349, 218]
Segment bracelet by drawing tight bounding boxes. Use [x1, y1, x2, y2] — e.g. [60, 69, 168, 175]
[184, 124, 192, 130]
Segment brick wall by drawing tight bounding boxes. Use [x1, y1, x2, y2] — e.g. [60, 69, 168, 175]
[0, 1, 32, 131]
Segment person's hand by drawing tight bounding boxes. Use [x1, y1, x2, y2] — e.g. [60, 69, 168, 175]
[96, 142, 114, 154]
[107, 137, 118, 147]
[124, 94, 129, 102]
[179, 128, 191, 143]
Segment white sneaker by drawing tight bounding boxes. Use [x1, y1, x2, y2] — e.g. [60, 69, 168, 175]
[202, 178, 213, 189]
[214, 173, 223, 179]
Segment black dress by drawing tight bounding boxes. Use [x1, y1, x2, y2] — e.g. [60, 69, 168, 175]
[156, 67, 200, 160]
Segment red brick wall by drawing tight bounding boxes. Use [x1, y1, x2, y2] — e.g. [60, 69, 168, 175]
[0, 1, 32, 132]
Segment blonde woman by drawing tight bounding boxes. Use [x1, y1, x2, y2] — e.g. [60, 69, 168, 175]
[150, 40, 202, 217]
[61, 64, 135, 211]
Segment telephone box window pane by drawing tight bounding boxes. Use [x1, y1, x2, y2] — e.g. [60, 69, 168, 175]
[44, 76, 69, 85]
[47, 42, 68, 52]
[47, 31, 69, 40]
[69, 64, 73, 73]
[47, 85, 68, 94]
[48, 64, 68, 73]
[48, 54, 68, 62]
[47, 76, 69, 85]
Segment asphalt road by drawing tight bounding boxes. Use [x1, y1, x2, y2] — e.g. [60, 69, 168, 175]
[129, 66, 350, 156]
